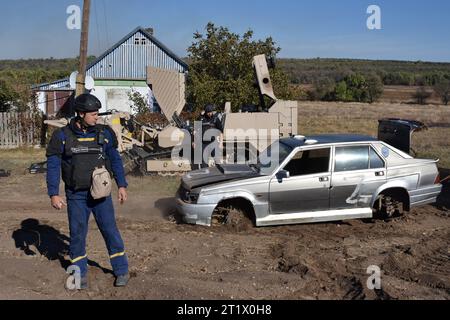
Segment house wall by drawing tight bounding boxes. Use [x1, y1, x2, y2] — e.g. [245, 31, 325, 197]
[90, 80, 154, 113]
[37, 91, 46, 114]
[36, 80, 156, 116]
[36, 90, 73, 117]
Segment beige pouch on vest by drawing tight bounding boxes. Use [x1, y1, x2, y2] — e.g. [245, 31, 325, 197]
[90, 166, 112, 200]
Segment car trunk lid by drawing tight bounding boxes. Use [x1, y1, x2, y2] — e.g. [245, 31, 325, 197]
[378, 119, 427, 155]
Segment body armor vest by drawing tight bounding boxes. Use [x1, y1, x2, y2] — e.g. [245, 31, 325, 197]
[61, 125, 112, 191]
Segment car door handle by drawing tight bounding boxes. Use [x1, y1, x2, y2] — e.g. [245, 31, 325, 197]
[319, 177, 329, 182]
[375, 171, 385, 177]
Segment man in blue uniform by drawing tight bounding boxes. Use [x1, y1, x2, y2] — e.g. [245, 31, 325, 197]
[46, 93, 129, 289]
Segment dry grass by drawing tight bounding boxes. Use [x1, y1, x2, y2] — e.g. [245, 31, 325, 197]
[298, 101, 450, 168]
[381, 85, 442, 104]
[0, 147, 46, 174]
[126, 175, 180, 196]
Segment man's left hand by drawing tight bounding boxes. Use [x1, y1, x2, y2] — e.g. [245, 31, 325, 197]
[118, 187, 128, 204]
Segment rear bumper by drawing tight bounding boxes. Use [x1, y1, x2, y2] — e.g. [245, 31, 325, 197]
[409, 184, 442, 207]
[176, 198, 216, 226]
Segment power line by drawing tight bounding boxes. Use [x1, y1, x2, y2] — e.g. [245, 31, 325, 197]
[35, 94, 73, 105]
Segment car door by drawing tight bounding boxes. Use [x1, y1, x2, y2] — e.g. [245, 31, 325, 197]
[269, 147, 331, 214]
[330, 145, 387, 209]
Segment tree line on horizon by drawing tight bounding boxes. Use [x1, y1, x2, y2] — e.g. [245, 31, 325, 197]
[1, 24, 450, 113]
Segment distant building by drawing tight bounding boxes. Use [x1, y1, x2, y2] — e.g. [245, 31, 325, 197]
[33, 26, 188, 117]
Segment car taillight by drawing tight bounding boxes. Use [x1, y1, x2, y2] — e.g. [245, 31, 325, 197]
[434, 173, 441, 185]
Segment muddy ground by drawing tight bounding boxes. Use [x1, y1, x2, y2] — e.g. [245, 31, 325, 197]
[0, 168, 448, 301]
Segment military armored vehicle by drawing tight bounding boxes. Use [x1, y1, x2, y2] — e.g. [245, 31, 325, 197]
[43, 55, 299, 175]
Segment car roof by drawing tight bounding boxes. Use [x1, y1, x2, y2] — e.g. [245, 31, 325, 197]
[280, 134, 378, 148]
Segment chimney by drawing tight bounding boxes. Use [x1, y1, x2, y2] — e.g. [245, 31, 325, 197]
[144, 27, 154, 36]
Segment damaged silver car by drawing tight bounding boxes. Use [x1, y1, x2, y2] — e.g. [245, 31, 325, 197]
[176, 119, 443, 227]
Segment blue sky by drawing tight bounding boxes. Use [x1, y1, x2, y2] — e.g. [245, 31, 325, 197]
[1, 0, 449, 62]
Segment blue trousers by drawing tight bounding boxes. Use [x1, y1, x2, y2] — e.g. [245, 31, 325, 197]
[66, 190, 128, 277]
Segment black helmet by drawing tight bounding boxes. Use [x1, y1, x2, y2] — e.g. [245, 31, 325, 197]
[204, 104, 215, 113]
[74, 94, 102, 112]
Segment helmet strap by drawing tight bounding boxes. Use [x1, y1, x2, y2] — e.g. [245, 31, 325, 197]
[75, 114, 91, 130]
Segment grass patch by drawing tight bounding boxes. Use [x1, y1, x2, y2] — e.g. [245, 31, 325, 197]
[298, 102, 450, 168]
[125, 175, 180, 196]
[0, 147, 46, 175]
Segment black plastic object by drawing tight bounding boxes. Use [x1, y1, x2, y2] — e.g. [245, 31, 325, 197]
[29, 161, 47, 174]
[240, 104, 258, 113]
[0, 169, 11, 177]
[378, 119, 427, 154]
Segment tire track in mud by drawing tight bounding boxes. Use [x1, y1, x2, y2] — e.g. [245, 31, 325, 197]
[382, 236, 450, 293]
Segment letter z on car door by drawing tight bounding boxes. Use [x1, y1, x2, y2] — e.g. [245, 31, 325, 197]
[330, 145, 386, 209]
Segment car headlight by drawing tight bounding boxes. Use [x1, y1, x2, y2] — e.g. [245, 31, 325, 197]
[187, 192, 199, 204]
[179, 186, 200, 204]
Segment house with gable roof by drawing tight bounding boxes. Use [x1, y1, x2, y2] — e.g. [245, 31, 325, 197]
[33, 26, 188, 116]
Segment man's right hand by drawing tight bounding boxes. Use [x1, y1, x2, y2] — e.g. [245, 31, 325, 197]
[51, 196, 66, 210]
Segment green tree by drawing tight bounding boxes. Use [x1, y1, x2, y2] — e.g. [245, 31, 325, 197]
[311, 76, 336, 101]
[128, 90, 151, 116]
[434, 78, 450, 105]
[334, 81, 350, 101]
[345, 74, 369, 102]
[366, 73, 384, 103]
[187, 22, 291, 112]
[413, 86, 432, 105]
[336, 74, 383, 103]
[0, 79, 18, 112]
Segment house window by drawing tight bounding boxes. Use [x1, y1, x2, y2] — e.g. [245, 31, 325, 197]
[133, 38, 147, 45]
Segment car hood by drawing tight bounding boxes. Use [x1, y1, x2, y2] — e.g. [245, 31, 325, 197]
[181, 164, 260, 190]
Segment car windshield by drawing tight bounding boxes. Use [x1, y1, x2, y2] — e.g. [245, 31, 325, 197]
[256, 141, 293, 175]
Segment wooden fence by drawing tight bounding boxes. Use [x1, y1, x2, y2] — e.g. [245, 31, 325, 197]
[0, 112, 40, 149]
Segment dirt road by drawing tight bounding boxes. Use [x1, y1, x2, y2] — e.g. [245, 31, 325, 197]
[0, 170, 448, 300]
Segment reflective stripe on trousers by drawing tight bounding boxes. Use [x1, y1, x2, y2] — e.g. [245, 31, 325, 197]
[67, 190, 128, 277]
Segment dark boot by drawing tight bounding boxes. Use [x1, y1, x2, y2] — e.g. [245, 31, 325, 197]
[80, 276, 88, 290]
[114, 273, 130, 287]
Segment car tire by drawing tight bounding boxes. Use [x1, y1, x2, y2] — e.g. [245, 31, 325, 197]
[374, 194, 403, 220]
[212, 207, 253, 232]
[226, 208, 254, 232]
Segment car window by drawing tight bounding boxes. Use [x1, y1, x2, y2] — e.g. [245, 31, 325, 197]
[283, 148, 330, 176]
[369, 146, 385, 169]
[258, 141, 293, 175]
[335, 146, 369, 172]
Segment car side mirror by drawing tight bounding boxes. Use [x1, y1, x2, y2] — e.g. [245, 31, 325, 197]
[276, 170, 290, 181]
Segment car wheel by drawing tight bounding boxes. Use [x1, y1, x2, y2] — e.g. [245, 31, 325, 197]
[212, 207, 253, 232]
[375, 195, 403, 220]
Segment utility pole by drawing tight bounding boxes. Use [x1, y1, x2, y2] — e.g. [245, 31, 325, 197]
[75, 0, 91, 97]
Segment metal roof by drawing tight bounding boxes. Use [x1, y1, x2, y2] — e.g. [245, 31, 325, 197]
[281, 134, 378, 148]
[86, 26, 188, 79]
[32, 78, 70, 91]
[34, 26, 188, 91]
